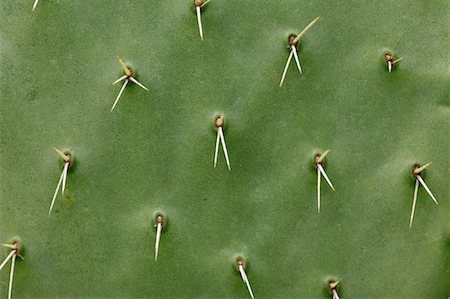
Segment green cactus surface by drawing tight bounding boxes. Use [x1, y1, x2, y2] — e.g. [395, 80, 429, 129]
[0, 0, 449, 298]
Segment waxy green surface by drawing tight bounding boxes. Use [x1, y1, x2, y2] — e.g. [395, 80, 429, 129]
[0, 0, 448, 298]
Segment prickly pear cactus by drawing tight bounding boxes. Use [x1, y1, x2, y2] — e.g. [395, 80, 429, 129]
[0, 0, 448, 298]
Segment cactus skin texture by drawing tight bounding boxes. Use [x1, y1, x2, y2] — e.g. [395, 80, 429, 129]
[0, 0, 448, 298]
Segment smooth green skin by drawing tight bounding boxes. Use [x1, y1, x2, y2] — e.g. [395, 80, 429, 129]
[0, 0, 448, 298]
